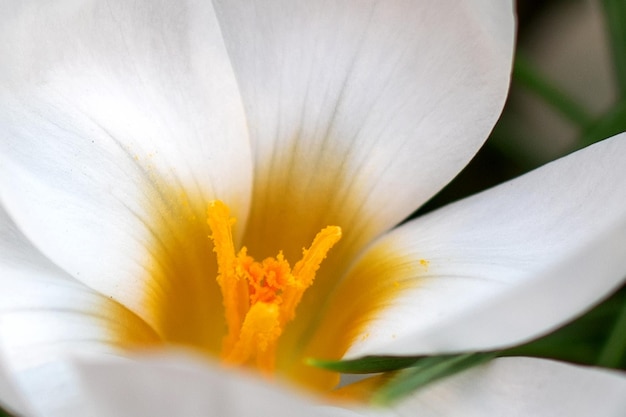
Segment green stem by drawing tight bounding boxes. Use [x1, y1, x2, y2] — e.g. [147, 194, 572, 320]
[602, 0, 626, 98]
[597, 294, 626, 368]
[513, 54, 594, 129]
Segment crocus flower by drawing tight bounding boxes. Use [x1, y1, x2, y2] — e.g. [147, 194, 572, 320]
[1, 0, 625, 416]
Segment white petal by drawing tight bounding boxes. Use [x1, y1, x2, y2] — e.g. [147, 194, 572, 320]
[213, 0, 515, 259]
[393, 358, 626, 417]
[60, 352, 362, 417]
[315, 133, 626, 357]
[0, 205, 159, 416]
[0, 0, 251, 335]
[0, 340, 34, 417]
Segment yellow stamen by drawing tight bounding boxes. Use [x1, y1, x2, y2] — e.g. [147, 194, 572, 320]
[206, 201, 249, 353]
[281, 225, 342, 327]
[207, 200, 341, 373]
[224, 302, 281, 374]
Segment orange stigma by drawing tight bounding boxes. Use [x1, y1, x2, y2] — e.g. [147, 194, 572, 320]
[206, 200, 342, 374]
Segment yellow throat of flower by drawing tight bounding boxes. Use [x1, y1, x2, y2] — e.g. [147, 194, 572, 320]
[206, 200, 342, 374]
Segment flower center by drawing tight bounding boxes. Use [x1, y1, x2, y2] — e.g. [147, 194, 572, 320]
[206, 200, 341, 374]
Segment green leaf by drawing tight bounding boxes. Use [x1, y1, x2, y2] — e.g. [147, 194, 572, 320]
[308, 355, 424, 374]
[313, 286, 625, 406]
[371, 353, 496, 406]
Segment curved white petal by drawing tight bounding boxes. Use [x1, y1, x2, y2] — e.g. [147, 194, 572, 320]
[0, 340, 33, 417]
[392, 358, 626, 417]
[314, 133, 626, 357]
[213, 0, 515, 259]
[55, 352, 361, 417]
[66, 355, 626, 417]
[0, 0, 251, 335]
[0, 205, 159, 416]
